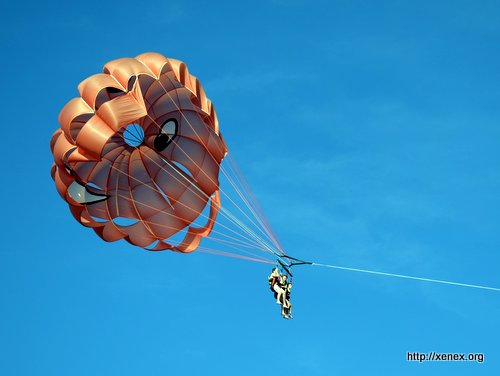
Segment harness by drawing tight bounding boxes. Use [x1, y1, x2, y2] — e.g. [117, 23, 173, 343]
[277, 255, 312, 283]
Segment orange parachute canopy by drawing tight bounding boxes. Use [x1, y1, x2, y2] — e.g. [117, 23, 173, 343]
[50, 52, 227, 252]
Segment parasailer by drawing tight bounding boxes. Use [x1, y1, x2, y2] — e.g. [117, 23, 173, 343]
[281, 276, 293, 319]
[268, 263, 296, 319]
[268, 268, 285, 304]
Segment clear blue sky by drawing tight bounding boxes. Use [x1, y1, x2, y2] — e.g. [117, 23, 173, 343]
[1, 0, 499, 375]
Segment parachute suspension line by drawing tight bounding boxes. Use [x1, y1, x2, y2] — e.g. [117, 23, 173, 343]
[140, 115, 282, 257]
[196, 247, 276, 264]
[219, 162, 282, 251]
[201, 236, 275, 257]
[312, 263, 500, 292]
[219, 161, 284, 254]
[136, 144, 280, 256]
[218, 204, 280, 256]
[149, 89, 281, 255]
[205, 235, 273, 252]
[155, 76, 282, 252]
[110, 127, 279, 263]
[115, 131, 276, 254]
[213, 170, 282, 254]
[95, 74, 282, 261]
[101, 152, 277, 256]
[223, 154, 284, 253]
[103, 158, 272, 251]
[140, 116, 281, 257]
[92, 204, 261, 254]
[196, 240, 274, 262]
[90, 200, 272, 262]
[98, 163, 275, 261]
[139, 107, 271, 245]
[116, 144, 261, 249]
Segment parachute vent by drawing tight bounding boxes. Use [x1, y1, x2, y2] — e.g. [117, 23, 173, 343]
[123, 124, 144, 147]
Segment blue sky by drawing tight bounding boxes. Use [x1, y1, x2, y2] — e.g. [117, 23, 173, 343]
[1, 0, 499, 374]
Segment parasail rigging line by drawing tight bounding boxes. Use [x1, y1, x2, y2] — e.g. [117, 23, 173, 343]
[94, 154, 268, 251]
[155, 76, 285, 254]
[205, 236, 271, 251]
[143, 135, 283, 257]
[220, 150, 283, 250]
[103, 125, 281, 256]
[225, 153, 284, 252]
[111, 72, 283, 257]
[95, 147, 281, 256]
[136, 143, 281, 256]
[91, 200, 264, 255]
[196, 247, 275, 264]
[135, 130, 283, 258]
[219, 159, 284, 254]
[139, 102, 282, 253]
[73, 67, 287, 261]
[312, 262, 500, 292]
[90, 201, 274, 262]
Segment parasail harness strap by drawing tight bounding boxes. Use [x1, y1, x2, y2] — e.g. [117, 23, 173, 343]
[277, 255, 312, 280]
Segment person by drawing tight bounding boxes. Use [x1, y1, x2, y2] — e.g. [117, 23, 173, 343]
[278, 275, 293, 319]
[268, 267, 280, 290]
[281, 280, 293, 319]
[268, 267, 285, 305]
[268, 268, 293, 319]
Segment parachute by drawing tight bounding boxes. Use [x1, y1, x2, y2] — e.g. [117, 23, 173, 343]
[50, 53, 228, 252]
